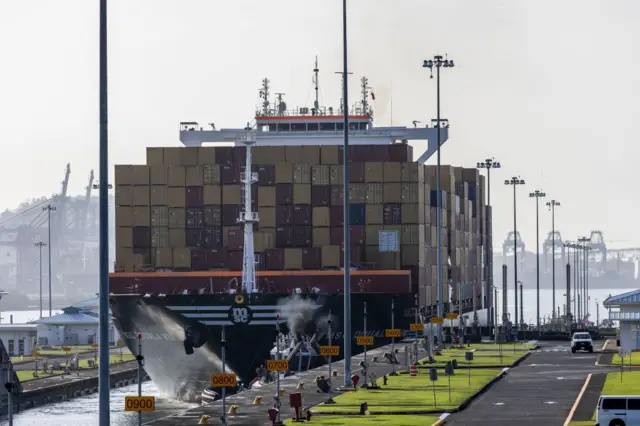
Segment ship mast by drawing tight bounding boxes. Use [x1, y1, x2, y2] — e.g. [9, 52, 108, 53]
[259, 79, 271, 116]
[239, 124, 259, 293]
[360, 76, 370, 116]
[313, 56, 320, 115]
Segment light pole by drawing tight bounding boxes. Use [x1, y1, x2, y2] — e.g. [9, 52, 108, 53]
[575, 241, 583, 322]
[34, 242, 47, 319]
[518, 281, 523, 327]
[545, 200, 560, 318]
[98, 0, 111, 423]
[529, 190, 546, 331]
[563, 241, 573, 326]
[340, 0, 352, 388]
[42, 204, 56, 317]
[423, 54, 454, 345]
[504, 176, 525, 327]
[578, 236, 590, 323]
[477, 158, 501, 330]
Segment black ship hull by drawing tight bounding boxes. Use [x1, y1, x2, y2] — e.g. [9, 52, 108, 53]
[109, 292, 415, 401]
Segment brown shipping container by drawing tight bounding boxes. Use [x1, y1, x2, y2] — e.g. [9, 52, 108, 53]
[329, 165, 343, 186]
[151, 206, 169, 227]
[169, 229, 186, 247]
[348, 162, 365, 183]
[312, 228, 330, 247]
[186, 207, 204, 228]
[203, 165, 221, 185]
[401, 163, 424, 183]
[173, 247, 192, 268]
[154, 247, 172, 268]
[213, 146, 233, 165]
[293, 164, 311, 184]
[340, 245, 363, 267]
[329, 206, 343, 227]
[401, 224, 420, 245]
[348, 184, 366, 203]
[132, 186, 150, 206]
[265, 248, 285, 270]
[365, 225, 383, 246]
[383, 203, 402, 225]
[203, 205, 222, 227]
[190, 249, 208, 270]
[293, 226, 312, 247]
[226, 250, 243, 270]
[146, 147, 164, 165]
[365, 204, 383, 225]
[276, 183, 293, 205]
[186, 229, 204, 247]
[168, 166, 186, 187]
[116, 207, 133, 227]
[383, 183, 402, 203]
[168, 187, 186, 207]
[301, 146, 320, 164]
[180, 148, 199, 166]
[293, 184, 311, 204]
[130, 165, 150, 185]
[222, 185, 241, 205]
[186, 166, 204, 186]
[204, 227, 223, 248]
[284, 248, 303, 269]
[185, 186, 204, 207]
[312, 207, 330, 227]
[163, 147, 181, 166]
[197, 147, 216, 165]
[258, 186, 276, 207]
[317, 146, 339, 165]
[227, 229, 244, 250]
[383, 162, 402, 182]
[169, 208, 186, 229]
[401, 183, 420, 203]
[150, 166, 168, 185]
[232, 147, 246, 164]
[302, 247, 321, 269]
[253, 146, 285, 164]
[321, 245, 340, 267]
[285, 147, 303, 163]
[150, 186, 167, 205]
[222, 226, 240, 246]
[222, 205, 240, 227]
[258, 207, 276, 228]
[330, 186, 344, 205]
[292, 204, 311, 225]
[132, 226, 151, 248]
[275, 163, 293, 184]
[205, 248, 226, 268]
[132, 207, 150, 227]
[116, 227, 133, 248]
[311, 165, 330, 186]
[364, 162, 383, 182]
[387, 144, 413, 162]
[203, 185, 221, 205]
[276, 226, 293, 247]
[401, 204, 422, 224]
[329, 226, 365, 245]
[221, 165, 240, 185]
[256, 165, 275, 186]
[151, 227, 169, 248]
[115, 186, 133, 206]
[276, 205, 293, 226]
[311, 185, 330, 206]
[365, 183, 383, 204]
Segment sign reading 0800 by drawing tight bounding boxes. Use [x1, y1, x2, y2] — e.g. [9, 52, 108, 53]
[124, 396, 155, 412]
[210, 374, 237, 388]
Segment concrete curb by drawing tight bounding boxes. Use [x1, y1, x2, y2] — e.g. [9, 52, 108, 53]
[450, 368, 508, 413]
[563, 373, 592, 426]
[431, 413, 450, 426]
[510, 350, 533, 367]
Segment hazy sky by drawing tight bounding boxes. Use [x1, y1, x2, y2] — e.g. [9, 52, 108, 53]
[0, 0, 638, 250]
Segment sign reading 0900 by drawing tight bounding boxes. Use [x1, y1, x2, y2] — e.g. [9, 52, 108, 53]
[124, 396, 155, 412]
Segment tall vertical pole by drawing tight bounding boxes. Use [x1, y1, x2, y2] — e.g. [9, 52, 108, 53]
[566, 262, 571, 332]
[341, 0, 352, 388]
[6, 359, 13, 426]
[390, 300, 396, 375]
[137, 336, 143, 426]
[577, 245, 582, 321]
[486, 167, 491, 329]
[40, 244, 43, 319]
[98, 0, 111, 423]
[513, 184, 518, 327]
[327, 311, 335, 402]
[436, 63, 444, 345]
[275, 319, 282, 423]
[519, 282, 523, 326]
[221, 326, 227, 426]
[535, 196, 540, 330]
[586, 247, 589, 320]
[501, 264, 507, 324]
[47, 208, 53, 316]
[551, 206, 556, 318]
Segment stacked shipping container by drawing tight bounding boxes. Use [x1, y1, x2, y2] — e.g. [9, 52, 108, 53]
[114, 144, 489, 308]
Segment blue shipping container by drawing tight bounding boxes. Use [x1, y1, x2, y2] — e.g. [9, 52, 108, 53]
[468, 184, 478, 202]
[430, 190, 447, 208]
[349, 203, 366, 225]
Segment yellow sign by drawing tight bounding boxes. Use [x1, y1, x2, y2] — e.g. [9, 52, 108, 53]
[91, 344, 99, 349]
[62, 347, 72, 352]
[266, 360, 289, 372]
[356, 336, 374, 346]
[410, 323, 424, 331]
[430, 317, 444, 325]
[210, 374, 237, 388]
[445, 312, 459, 320]
[124, 396, 155, 412]
[385, 329, 402, 338]
[320, 346, 340, 357]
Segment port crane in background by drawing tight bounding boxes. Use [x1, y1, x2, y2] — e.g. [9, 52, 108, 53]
[0, 164, 105, 306]
[542, 230, 565, 273]
[501, 231, 526, 276]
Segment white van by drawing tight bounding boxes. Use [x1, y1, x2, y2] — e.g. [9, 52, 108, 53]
[596, 395, 640, 426]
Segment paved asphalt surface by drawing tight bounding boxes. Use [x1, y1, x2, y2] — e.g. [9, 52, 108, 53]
[446, 340, 612, 426]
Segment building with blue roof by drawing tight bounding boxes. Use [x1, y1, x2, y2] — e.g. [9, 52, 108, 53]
[603, 289, 640, 353]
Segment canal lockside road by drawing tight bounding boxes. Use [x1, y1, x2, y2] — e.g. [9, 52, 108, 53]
[445, 340, 614, 426]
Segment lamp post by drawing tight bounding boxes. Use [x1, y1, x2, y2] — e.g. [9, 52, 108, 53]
[504, 176, 525, 327]
[34, 242, 47, 319]
[518, 281, 523, 327]
[563, 241, 573, 326]
[42, 204, 56, 317]
[423, 54, 455, 345]
[529, 190, 545, 332]
[545, 199, 560, 318]
[575, 241, 583, 322]
[578, 236, 590, 323]
[98, 0, 111, 423]
[477, 158, 501, 330]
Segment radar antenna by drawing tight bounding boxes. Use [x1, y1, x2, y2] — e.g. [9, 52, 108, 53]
[275, 93, 287, 116]
[360, 76, 370, 115]
[259, 79, 271, 116]
[334, 71, 353, 115]
[312, 56, 320, 115]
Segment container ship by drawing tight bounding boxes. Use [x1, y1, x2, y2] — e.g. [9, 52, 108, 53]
[108, 62, 493, 401]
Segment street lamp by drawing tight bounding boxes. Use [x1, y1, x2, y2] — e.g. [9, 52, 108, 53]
[42, 204, 56, 317]
[529, 190, 546, 332]
[34, 242, 47, 319]
[423, 54, 454, 345]
[563, 241, 574, 325]
[545, 199, 561, 318]
[578, 236, 590, 323]
[477, 158, 501, 330]
[504, 176, 525, 327]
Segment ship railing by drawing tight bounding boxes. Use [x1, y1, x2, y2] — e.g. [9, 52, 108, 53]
[254, 105, 369, 118]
